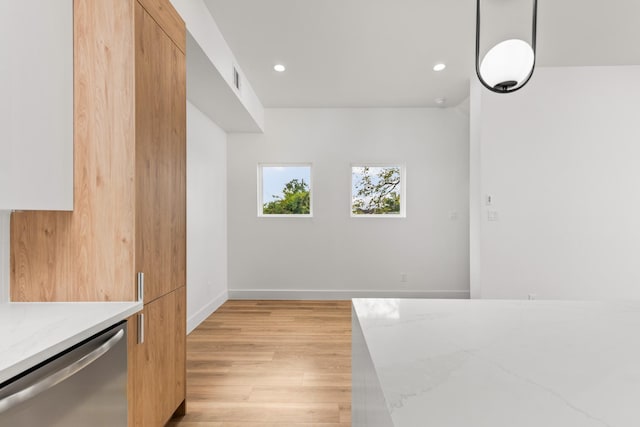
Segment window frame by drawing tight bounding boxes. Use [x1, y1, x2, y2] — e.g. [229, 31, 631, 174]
[257, 163, 314, 218]
[350, 163, 406, 218]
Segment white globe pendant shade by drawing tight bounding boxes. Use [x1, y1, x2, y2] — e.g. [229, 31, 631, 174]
[479, 39, 534, 91]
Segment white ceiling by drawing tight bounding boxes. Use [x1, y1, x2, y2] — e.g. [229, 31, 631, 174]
[203, 0, 640, 108]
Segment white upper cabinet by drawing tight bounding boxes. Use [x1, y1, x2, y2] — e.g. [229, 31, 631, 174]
[0, 1, 73, 211]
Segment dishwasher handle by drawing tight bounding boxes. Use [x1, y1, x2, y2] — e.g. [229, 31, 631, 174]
[0, 328, 125, 414]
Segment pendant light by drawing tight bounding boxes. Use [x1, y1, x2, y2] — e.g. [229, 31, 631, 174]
[475, 0, 538, 93]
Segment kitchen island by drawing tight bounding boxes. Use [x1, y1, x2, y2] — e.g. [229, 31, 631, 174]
[352, 298, 640, 427]
[0, 301, 141, 384]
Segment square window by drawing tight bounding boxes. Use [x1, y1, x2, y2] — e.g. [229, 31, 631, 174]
[258, 164, 312, 217]
[351, 165, 405, 217]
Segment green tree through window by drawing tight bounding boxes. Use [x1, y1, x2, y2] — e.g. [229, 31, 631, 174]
[263, 178, 311, 214]
[352, 166, 402, 215]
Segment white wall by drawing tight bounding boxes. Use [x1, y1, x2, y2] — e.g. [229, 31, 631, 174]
[227, 108, 470, 299]
[472, 66, 640, 300]
[469, 81, 482, 299]
[186, 101, 228, 332]
[0, 211, 9, 303]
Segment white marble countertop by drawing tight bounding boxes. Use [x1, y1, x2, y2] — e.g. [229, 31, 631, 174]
[0, 301, 142, 384]
[352, 298, 640, 427]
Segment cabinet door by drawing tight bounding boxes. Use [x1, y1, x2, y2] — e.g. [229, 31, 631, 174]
[135, 2, 186, 304]
[131, 287, 186, 426]
[0, 1, 73, 210]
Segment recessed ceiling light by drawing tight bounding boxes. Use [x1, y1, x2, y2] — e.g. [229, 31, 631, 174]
[435, 97, 446, 105]
[274, 64, 286, 72]
[433, 63, 446, 72]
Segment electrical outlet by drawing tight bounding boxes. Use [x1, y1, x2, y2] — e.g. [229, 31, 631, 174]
[528, 294, 537, 300]
[400, 273, 408, 283]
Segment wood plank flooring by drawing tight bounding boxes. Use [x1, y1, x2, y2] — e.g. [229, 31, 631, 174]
[168, 300, 352, 426]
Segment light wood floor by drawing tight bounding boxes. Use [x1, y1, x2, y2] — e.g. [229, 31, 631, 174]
[168, 300, 352, 426]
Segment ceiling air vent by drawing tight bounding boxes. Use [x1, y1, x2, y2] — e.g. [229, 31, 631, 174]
[233, 67, 241, 91]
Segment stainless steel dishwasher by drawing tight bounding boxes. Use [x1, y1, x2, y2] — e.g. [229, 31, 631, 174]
[0, 321, 127, 426]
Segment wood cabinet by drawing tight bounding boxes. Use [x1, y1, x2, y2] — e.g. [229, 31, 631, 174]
[11, 0, 138, 302]
[0, 1, 73, 211]
[10, 0, 186, 425]
[131, 287, 186, 426]
[135, 1, 186, 304]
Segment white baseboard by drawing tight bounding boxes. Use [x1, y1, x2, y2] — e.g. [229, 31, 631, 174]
[227, 289, 470, 300]
[187, 289, 228, 334]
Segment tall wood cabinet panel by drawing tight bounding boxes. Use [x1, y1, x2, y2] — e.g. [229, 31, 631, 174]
[135, 1, 186, 305]
[9, 0, 187, 425]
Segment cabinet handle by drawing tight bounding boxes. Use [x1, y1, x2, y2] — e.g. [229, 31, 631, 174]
[137, 272, 144, 302]
[137, 313, 144, 344]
